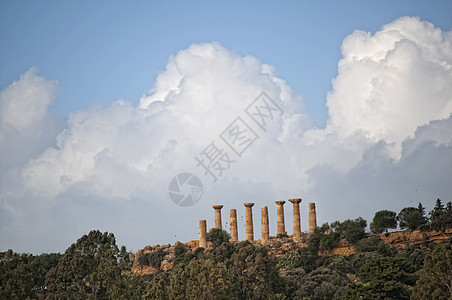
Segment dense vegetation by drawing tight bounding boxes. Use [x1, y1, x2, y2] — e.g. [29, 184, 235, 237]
[1, 199, 452, 299]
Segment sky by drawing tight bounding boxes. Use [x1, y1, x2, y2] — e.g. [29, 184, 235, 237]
[1, 1, 452, 254]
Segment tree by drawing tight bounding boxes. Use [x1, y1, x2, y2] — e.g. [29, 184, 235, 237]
[354, 236, 396, 257]
[292, 267, 350, 300]
[408, 247, 431, 271]
[167, 259, 232, 300]
[430, 198, 452, 231]
[137, 249, 168, 269]
[331, 217, 367, 243]
[359, 257, 417, 285]
[0, 250, 61, 299]
[45, 230, 137, 299]
[206, 228, 230, 248]
[277, 247, 317, 273]
[204, 238, 234, 264]
[350, 252, 383, 274]
[418, 202, 429, 224]
[118, 245, 133, 271]
[370, 210, 397, 233]
[411, 243, 452, 300]
[322, 255, 353, 275]
[397, 206, 425, 230]
[342, 257, 417, 299]
[142, 272, 170, 300]
[228, 241, 284, 299]
[311, 223, 340, 251]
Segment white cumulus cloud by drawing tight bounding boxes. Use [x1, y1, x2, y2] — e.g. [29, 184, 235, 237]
[327, 16, 452, 158]
[0, 17, 451, 253]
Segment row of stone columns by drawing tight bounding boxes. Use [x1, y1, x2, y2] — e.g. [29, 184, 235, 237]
[199, 200, 317, 246]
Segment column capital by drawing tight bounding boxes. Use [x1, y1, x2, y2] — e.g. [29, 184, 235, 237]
[212, 205, 224, 209]
[275, 200, 286, 206]
[289, 198, 302, 204]
[244, 203, 254, 207]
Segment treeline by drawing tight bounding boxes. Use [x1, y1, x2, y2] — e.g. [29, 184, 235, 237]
[1, 199, 452, 299]
[312, 198, 452, 252]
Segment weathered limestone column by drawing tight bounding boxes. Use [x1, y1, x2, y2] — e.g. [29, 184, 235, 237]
[244, 203, 254, 241]
[261, 206, 269, 242]
[199, 220, 207, 248]
[230, 209, 238, 242]
[289, 198, 302, 239]
[309, 202, 317, 235]
[275, 200, 286, 235]
[212, 205, 223, 229]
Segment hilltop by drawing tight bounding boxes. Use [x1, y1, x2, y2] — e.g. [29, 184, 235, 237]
[131, 228, 452, 275]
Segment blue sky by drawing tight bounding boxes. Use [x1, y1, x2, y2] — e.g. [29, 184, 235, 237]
[1, 1, 452, 253]
[1, 1, 451, 126]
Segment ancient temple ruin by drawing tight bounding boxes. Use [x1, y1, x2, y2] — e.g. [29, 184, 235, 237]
[198, 199, 318, 247]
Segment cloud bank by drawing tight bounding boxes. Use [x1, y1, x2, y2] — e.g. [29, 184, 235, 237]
[1, 17, 451, 253]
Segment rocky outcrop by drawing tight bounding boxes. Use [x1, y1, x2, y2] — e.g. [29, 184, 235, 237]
[379, 228, 452, 250]
[320, 240, 356, 256]
[131, 240, 199, 275]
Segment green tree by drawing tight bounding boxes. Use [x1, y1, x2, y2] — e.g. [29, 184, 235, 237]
[0, 250, 61, 300]
[397, 206, 425, 230]
[277, 248, 317, 273]
[349, 252, 383, 274]
[142, 272, 170, 300]
[411, 243, 452, 300]
[354, 236, 396, 257]
[295, 267, 350, 300]
[137, 249, 167, 269]
[167, 259, 232, 300]
[118, 245, 133, 271]
[430, 198, 452, 231]
[46, 230, 136, 299]
[418, 202, 429, 224]
[172, 244, 197, 266]
[312, 223, 340, 251]
[401, 243, 431, 271]
[204, 240, 234, 264]
[322, 255, 353, 275]
[206, 228, 230, 248]
[229, 241, 284, 299]
[370, 210, 397, 233]
[331, 217, 367, 243]
[342, 257, 417, 299]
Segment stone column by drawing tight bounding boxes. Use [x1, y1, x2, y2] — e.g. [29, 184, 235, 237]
[199, 220, 207, 248]
[230, 209, 238, 242]
[309, 202, 317, 235]
[261, 206, 269, 242]
[275, 200, 286, 235]
[212, 205, 223, 229]
[244, 203, 254, 241]
[289, 198, 302, 239]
